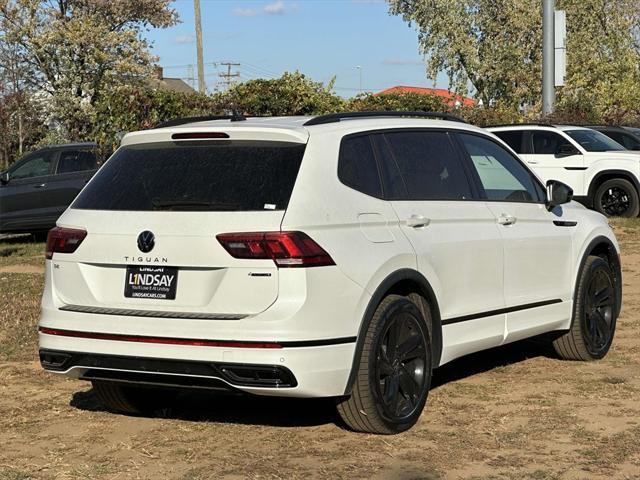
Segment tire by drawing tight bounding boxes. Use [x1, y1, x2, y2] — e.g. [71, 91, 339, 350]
[336, 295, 432, 434]
[553, 256, 618, 361]
[593, 178, 640, 218]
[91, 380, 174, 415]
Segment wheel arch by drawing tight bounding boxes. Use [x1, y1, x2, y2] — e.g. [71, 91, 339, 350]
[572, 235, 622, 326]
[343, 268, 442, 395]
[587, 170, 640, 207]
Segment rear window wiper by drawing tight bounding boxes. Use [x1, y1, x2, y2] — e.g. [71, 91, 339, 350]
[151, 199, 241, 211]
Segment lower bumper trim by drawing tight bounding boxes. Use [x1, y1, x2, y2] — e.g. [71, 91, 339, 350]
[39, 349, 298, 389]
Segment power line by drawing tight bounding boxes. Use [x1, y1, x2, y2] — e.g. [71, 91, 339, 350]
[218, 62, 241, 90]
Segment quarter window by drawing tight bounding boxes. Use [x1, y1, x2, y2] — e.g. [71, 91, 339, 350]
[380, 131, 473, 200]
[338, 135, 383, 198]
[459, 133, 545, 203]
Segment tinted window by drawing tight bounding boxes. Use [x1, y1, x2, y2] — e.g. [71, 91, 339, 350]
[73, 141, 305, 211]
[381, 131, 473, 200]
[565, 129, 624, 152]
[11, 153, 52, 179]
[604, 131, 640, 150]
[530, 131, 567, 155]
[338, 135, 382, 197]
[459, 133, 545, 202]
[57, 150, 98, 174]
[494, 131, 525, 153]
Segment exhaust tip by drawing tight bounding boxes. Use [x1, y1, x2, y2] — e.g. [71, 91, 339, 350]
[220, 365, 297, 388]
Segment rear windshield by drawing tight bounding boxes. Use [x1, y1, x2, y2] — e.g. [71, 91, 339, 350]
[72, 140, 305, 211]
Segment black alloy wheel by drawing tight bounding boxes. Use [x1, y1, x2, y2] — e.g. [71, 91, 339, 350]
[375, 313, 428, 422]
[582, 266, 615, 357]
[594, 178, 640, 218]
[553, 256, 618, 361]
[336, 295, 432, 434]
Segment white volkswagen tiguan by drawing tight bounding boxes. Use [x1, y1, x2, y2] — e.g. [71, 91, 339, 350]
[39, 112, 622, 434]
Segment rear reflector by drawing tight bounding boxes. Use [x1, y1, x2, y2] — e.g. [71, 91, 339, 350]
[171, 132, 230, 140]
[45, 227, 87, 259]
[216, 231, 335, 267]
[39, 327, 283, 349]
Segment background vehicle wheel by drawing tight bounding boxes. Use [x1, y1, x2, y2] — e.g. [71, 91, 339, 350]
[91, 380, 174, 415]
[553, 256, 618, 361]
[336, 294, 432, 434]
[594, 178, 639, 217]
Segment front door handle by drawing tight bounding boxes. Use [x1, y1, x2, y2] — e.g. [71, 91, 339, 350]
[406, 215, 430, 228]
[527, 160, 539, 165]
[497, 214, 516, 226]
[34, 183, 46, 188]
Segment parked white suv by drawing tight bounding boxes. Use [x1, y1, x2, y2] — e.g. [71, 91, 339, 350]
[488, 124, 640, 217]
[39, 112, 622, 434]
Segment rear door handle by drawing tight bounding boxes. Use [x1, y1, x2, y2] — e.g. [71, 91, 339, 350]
[497, 214, 516, 226]
[406, 215, 430, 228]
[34, 183, 46, 188]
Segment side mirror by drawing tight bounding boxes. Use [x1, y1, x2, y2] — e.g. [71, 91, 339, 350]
[556, 144, 579, 157]
[0, 171, 9, 185]
[546, 180, 573, 211]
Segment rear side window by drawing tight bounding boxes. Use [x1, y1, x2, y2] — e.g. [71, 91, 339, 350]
[493, 131, 526, 153]
[72, 141, 305, 211]
[57, 150, 98, 174]
[338, 135, 383, 198]
[381, 131, 473, 200]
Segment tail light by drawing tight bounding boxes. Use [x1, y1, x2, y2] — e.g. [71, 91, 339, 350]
[216, 231, 335, 267]
[45, 227, 87, 259]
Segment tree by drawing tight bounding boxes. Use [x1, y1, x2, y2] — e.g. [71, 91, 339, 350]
[0, 0, 178, 140]
[388, 0, 640, 116]
[346, 91, 448, 112]
[388, 0, 542, 108]
[91, 86, 223, 151]
[219, 71, 345, 116]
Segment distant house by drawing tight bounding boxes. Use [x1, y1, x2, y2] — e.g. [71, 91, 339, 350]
[376, 86, 475, 107]
[148, 66, 195, 94]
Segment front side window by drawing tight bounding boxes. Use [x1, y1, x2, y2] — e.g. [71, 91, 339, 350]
[565, 129, 625, 152]
[459, 133, 545, 203]
[530, 131, 569, 155]
[72, 141, 305, 211]
[57, 150, 98, 174]
[338, 135, 383, 198]
[10, 153, 53, 180]
[380, 131, 473, 200]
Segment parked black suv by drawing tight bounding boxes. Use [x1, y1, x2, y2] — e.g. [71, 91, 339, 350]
[0, 143, 107, 234]
[588, 126, 640, 151]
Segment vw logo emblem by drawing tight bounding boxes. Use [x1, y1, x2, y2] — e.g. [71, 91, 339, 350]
[137, 231, 155, 253]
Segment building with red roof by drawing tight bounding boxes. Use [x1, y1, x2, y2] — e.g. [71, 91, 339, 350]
[376, 86, 475, 107]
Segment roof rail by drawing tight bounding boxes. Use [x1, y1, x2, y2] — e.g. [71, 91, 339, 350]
[486, 123, 557, 129]
[154, 111, 246, 129]
[303, 111, 467, 127]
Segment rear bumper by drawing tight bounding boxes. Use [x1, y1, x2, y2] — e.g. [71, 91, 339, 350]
[39, 331, 355, 397]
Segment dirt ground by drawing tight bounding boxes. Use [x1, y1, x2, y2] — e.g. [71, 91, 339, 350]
[1, 224, 639, 480]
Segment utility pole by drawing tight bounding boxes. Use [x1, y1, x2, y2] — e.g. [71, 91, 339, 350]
[193, 0, 205, 93]
[355, 66, 362, 94]
[219, 62, 241, 90]
[542, 0, 555, 116]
